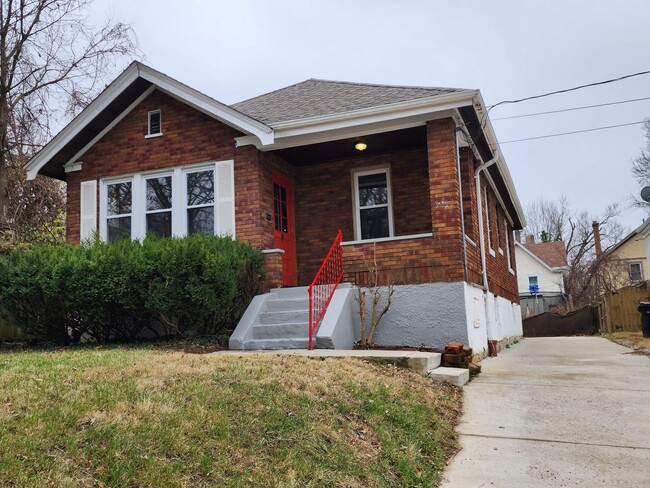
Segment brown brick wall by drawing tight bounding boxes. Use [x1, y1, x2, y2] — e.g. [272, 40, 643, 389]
[293, 148, 432, 285]
[261, 251, 283, 292]
[462, 144, 518, 303]
[66, 89, 267, 248]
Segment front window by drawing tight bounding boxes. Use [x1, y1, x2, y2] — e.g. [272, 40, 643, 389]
[106, 181, 132, 241]
[354, 168, 393, 240]
[186, 169, 215, 235]
[528, 275, 539, 293]
[100, 161, 233, 242]
[629, 262, 643, 282]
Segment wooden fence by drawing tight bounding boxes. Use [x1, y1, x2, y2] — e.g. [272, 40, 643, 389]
[599, 283, 649, 333]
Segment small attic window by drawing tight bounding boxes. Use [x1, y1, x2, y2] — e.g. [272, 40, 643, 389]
[146, 110, 162, 138]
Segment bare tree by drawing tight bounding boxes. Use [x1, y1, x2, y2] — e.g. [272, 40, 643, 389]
[0, 0, 139, 231]
[524, 198, 627, 310]
[522, 196, 570, 242]
[632, 120, 650, 195]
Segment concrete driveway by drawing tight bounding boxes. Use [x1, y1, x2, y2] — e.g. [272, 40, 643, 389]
[441, 337, 650, 488]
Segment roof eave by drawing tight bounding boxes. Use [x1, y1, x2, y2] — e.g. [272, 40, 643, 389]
[25, 62, 274, 180]
[472, 91, 527, 229]
[515, 241, 563, 273]
[235, 90, 478, 150]
[269, 89, 478, 131]
[25, 61, 141, 180]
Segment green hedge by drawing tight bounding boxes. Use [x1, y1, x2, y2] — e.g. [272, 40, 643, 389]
[0, 235, 264, 344]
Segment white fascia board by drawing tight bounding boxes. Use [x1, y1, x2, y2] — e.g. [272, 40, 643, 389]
[64, 85, 156, 168]
[514, 241, 559, 273]
[472, 91, 527, 228]
[136, 64, 273, 145]
[273, 90, 477, 135]
[237, 109, 458, 151]
[25, 62, 142, 180]
[235, 90, 477, 151]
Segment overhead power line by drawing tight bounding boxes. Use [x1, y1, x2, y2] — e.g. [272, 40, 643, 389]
[497, 120, 647, 145]
[487, 69, 650, 110]
[492, 96, 650, 121]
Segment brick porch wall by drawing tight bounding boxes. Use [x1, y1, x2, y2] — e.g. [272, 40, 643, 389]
[294, 147, 431, 285]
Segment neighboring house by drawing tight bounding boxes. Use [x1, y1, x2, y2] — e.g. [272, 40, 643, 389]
[515, 238, 568, 317]
[607, 219, 650, 287]
[25, 62, 526, 355]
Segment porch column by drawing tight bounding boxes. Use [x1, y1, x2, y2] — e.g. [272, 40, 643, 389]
[426, 118, 465, 282]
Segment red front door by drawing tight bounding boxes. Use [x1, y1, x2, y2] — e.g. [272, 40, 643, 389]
[272, 173, 297, 286]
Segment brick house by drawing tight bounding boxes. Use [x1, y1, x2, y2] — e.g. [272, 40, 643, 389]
[25, 62, 526, 354]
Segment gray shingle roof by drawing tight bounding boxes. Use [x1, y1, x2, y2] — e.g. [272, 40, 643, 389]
[231, 79, 466, 126]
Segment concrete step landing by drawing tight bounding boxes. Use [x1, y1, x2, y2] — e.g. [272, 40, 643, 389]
[428, 366, 470, 387]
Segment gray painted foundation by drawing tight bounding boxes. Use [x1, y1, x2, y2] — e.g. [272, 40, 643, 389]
[359, 282, 469, 349]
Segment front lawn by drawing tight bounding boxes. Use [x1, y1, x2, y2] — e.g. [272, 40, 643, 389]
[0, 346, 461, 487]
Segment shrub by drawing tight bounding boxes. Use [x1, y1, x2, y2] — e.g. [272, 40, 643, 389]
[0, 235, 264, 343]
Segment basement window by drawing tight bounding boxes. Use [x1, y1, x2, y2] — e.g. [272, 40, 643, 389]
[146, 110, 162, 138]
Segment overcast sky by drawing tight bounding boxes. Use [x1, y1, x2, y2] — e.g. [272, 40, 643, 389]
[92, 0, 650, 232]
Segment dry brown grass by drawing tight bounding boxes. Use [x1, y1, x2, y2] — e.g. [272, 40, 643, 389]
[605, 331, 650, 352]
[0, 347, 462, 487]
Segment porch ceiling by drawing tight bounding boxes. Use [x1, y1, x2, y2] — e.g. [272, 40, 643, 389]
[274, 126, 426, 165]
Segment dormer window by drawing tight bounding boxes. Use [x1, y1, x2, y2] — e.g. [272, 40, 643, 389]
[146, 110, 162, 138]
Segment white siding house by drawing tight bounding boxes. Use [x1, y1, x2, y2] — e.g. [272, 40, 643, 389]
[514, 242, 567, 316]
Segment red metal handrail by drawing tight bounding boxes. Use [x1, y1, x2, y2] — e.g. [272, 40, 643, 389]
[308, 229, 343, 349]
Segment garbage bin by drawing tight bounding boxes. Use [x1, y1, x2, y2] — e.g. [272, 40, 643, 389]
[637, 302, 650, 338]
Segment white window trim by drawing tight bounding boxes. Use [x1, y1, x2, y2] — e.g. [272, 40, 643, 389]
[184, 166, 217, 236]
[528, 275, 539, 289]
[146, 109, 162, 138]
[505, 222, 515, 274]
[100, 177, 135, 241]
[485, 186, 495, 256]
[99, 160, 233, 241]
[351, 166, 395, 241]
[143, 172, 174, 237]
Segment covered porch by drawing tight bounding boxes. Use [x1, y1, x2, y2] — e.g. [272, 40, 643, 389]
[260, 117, 469, 290]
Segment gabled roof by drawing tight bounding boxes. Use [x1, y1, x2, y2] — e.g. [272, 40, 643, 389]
[25, 62, 273, 180]
[607, 219, 650, 255]
[231, 79, 466, 126]
[515, 241, 568, 271]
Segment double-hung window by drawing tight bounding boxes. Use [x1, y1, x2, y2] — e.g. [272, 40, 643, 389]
[106, 180, 132, 241]
[186, 168, 215, 235]
[629, 262, 644, 282]
[353, 168, 393, 240]
[145, 175, 173, 237]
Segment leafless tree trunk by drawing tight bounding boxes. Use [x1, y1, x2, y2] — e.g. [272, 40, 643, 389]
[356, 245, 394, 347]
[0, 0, 138, 232]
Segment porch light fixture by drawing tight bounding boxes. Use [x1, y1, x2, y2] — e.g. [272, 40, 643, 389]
[355, 140, 368, 151]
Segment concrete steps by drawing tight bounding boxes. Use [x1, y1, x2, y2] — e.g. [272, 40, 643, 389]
[233, 287, 311, 349]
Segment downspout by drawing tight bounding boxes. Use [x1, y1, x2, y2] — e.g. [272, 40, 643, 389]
[456, 129, 469, 282]
[474, 149, 500, 341]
